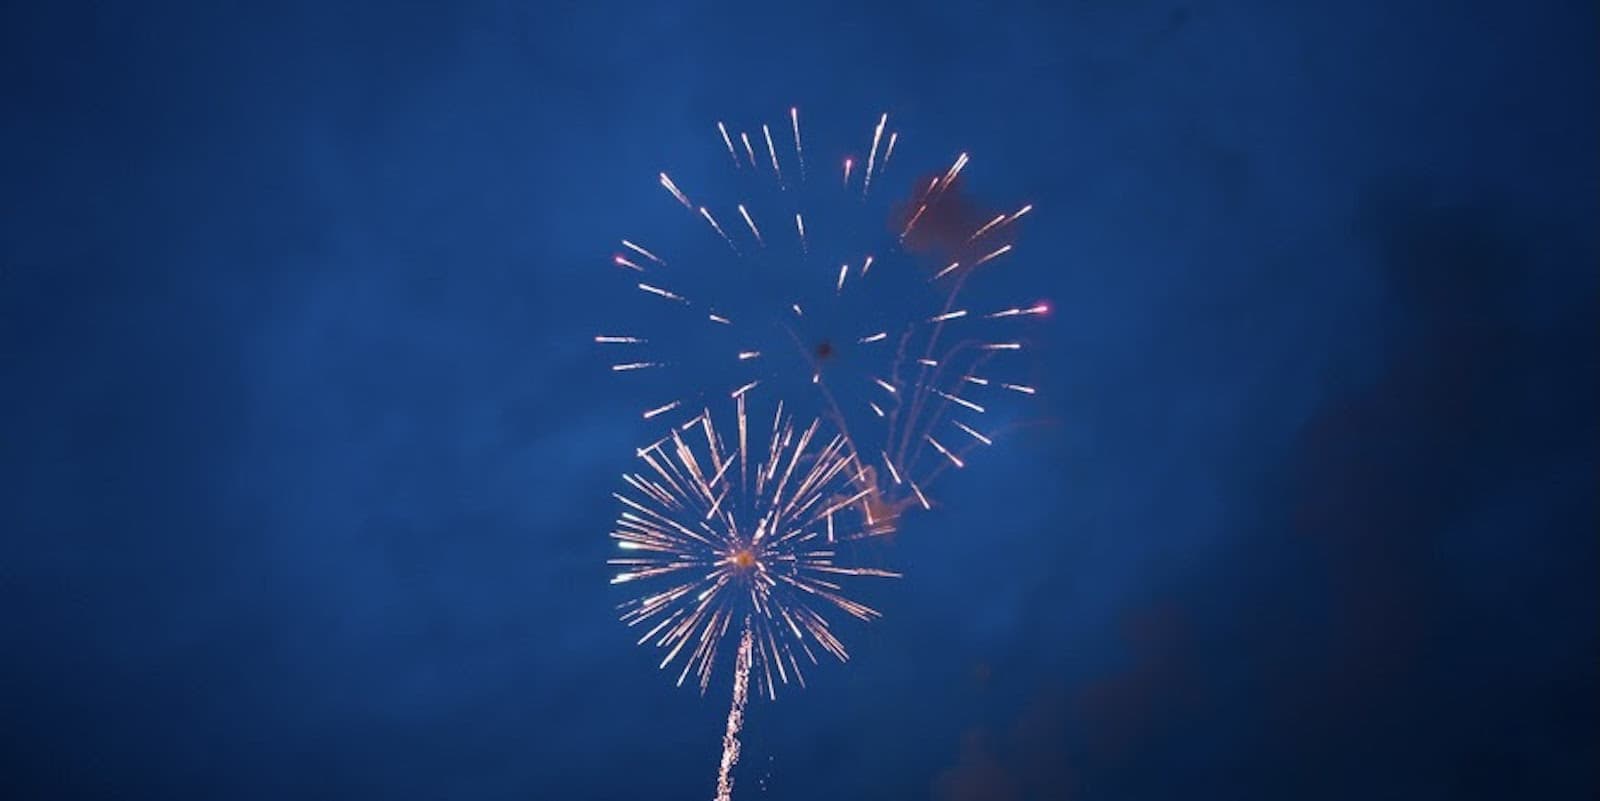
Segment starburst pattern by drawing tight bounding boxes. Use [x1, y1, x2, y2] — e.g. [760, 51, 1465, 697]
[595, 108, 1046, 519]
[609, 391, 899, 698]
[609, 391, 899, 800]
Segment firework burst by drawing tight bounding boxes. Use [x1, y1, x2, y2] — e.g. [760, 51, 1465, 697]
[610, 390, 898, 798]
[596, 109, 1045, 520]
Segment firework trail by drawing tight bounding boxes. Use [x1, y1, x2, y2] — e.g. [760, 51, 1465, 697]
[610, 390, 899, 796]
[595, 109, 1043, 518]
[715, 624, 753, 801]
[595, 109, 1044, 519]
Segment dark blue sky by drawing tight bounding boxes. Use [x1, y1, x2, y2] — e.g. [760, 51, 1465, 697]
[2, 1, 1595, 799]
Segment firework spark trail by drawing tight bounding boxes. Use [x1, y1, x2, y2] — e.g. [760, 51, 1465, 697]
[762, 124, 782, 183]
[714, 622, 753, 801]
[789, 114, 1020, 514]
[863, 113, 887, 198]
[737, 204, 764, 246]
[611, 387, 898, 708]
[882, 190, 1046, 500]
[875, 234, 1030, 510]
[700, 207, 738, 252]
[604, 108, 1045, 518]
[790, 107, 804, 179]
[740, 132, 758, 168]
[661, 173, 693, 208]
[718, 122, 740, 169]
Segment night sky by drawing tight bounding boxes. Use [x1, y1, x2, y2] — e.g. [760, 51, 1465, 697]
[3, 2, 1596, 799]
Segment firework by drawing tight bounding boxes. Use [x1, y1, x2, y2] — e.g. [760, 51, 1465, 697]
[610, 390, 899, 798]
[595, 108, 1045, 519]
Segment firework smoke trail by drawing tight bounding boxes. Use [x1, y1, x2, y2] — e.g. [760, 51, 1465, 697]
[715, 623, 753, 801]
[598, 108, 1045, 520]
[881, 191, 1042, 502]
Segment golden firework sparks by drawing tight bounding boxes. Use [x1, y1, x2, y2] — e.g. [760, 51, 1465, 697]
[611, 393, 900, 798]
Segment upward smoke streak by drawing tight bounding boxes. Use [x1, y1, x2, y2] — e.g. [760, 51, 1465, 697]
[715, 623, 754, 801]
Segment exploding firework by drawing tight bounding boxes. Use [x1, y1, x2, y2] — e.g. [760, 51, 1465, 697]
[594, 108, 1045, 519]
[608, 390, 899, 799]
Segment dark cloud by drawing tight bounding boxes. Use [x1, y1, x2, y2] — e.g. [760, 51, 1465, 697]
[4, 1, 1594, 799]
[929, 176, 1596, 799]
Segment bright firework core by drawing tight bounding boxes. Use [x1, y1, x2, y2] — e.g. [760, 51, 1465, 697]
[728, 546, 759, 571]
[610, 390, 900, 700]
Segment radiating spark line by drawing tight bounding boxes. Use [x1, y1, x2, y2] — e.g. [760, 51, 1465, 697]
[962, 375, 990, 385]
[737, 392, 749, 495]
[873, 377, 897, 395]
[972, 243, 1012, 268]
[918, 358, 938, 367]
[910, 481, 930, 510]
[934, 389, 985, 414]
[595, 335, 645, 344]
[986, 303, 1049, 318]
[965, 201, 1033, 246]
[738, 351, 761, 361]
[929, 310, 968, 323]
[982, 342, 1022, 350]
[932, 261, 961, 281]
[1001, 383, 1037, 395]
[868, 402, 885, 417]
[836, 264, 849, 293]
[716, 122, 741, 169]
[842, 158, 853, 186]
[790, 107, 804, 179]
[881, 452, 903, 484]
[882, 132, 898, 172]
[858, 332, 887, 344]
[938, 152, 969, 192]
[621, 240, 663, 265]
[737, 204, 764, 246]
[700, 207, 737, 251]
[643, 400, 681, 420]
[863, 113, 886, 197]
[612, 362, 660, 371]
[954, 421, 993, 445]
[762, 124, 782, 182]
[730, 380, 759, 398]
[795, 213, 806, 252]
[740, 132, 757, 168]
[660, 173, 692, 208]
[901, 203, 927, 240]
[613, 255, 645, 272]
[967, 214, 1006, 243]
[639, 283, 686, 302]
[860, 255, 874, 276]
